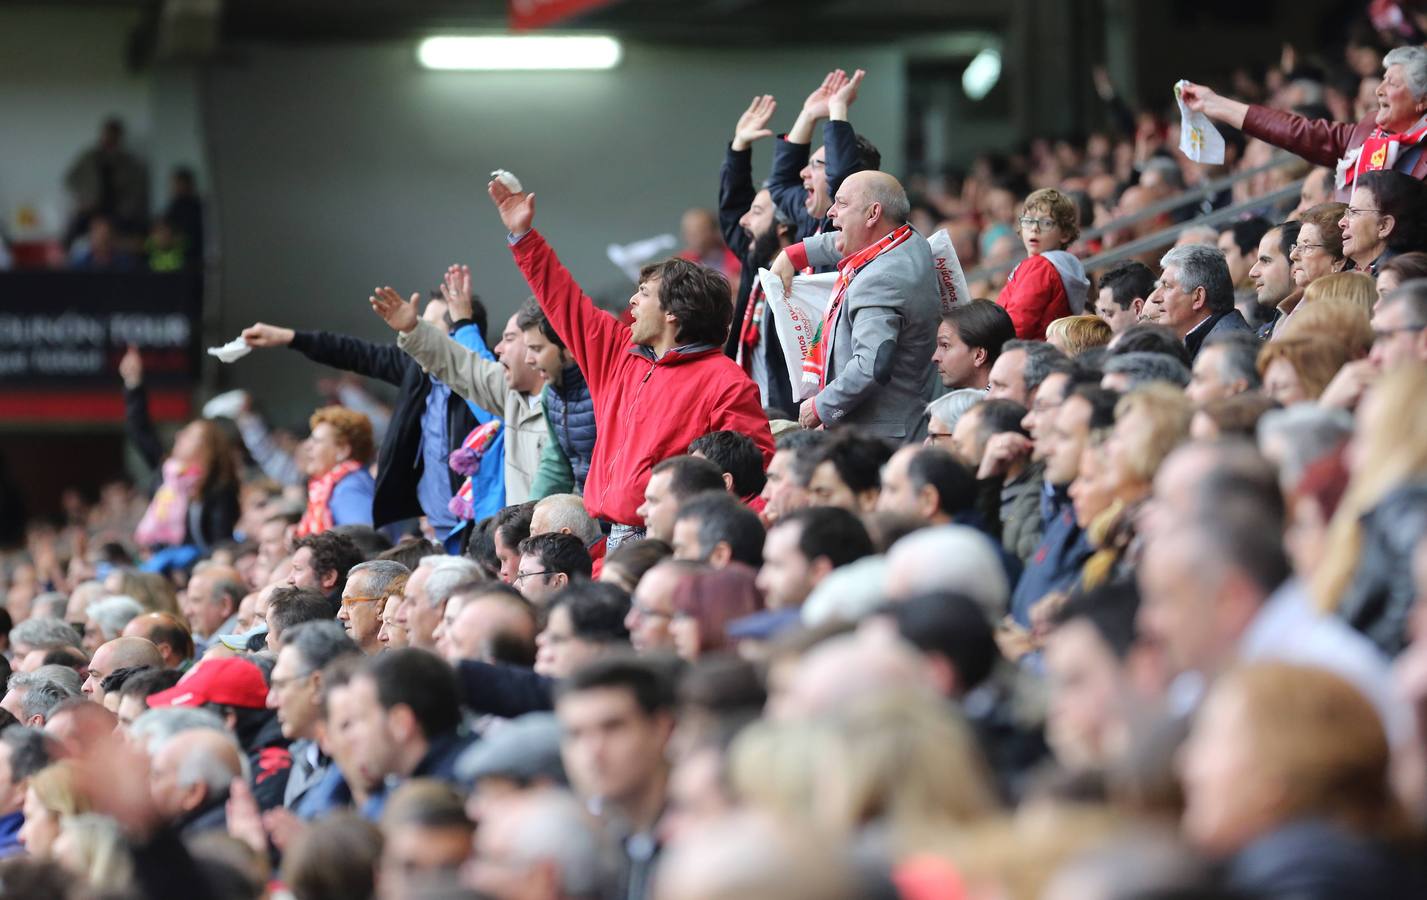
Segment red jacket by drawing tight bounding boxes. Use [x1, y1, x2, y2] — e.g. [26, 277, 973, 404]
[1243, 105, 1427, 197]
[511, 231, 775, 526]
[997, 254, 1072, 341]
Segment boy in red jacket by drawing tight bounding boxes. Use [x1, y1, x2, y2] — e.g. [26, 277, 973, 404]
[996, 188, 1090, 340]
[487, 179, 774, 548]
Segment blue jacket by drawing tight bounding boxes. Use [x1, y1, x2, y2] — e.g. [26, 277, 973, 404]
[361, 730, 476, 821]
[1009, 484, 1092, 627]
[0, 812, 22, 858]
[543, 363, 596, 492]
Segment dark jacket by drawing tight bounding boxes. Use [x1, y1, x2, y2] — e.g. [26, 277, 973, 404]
[289, 327, 480, 528]
[1225, 819, 1421, 900]
[1001, 462, 1047, 564]
[543, 363, 596, 491]
[767, 119, 864, 242]
[362, 730, 476, 820]
[719, 143, 796, 415]
[1009, 484, 1092, 627]
[125, 385, 239, 552]
[1337, 481, 1427, 657]
[456, 659, 555, 719]
[1184, 308, 1253, 361]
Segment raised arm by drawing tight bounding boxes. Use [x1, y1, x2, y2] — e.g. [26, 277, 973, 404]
[119, 346, 164, 470]
[242, 321, 413, 386]
[370, 287, 512, 417]
[1177, 81, 1250, 130]
[720, 94, 778, 255]
[489, 179, 627, 387]
[823, 69, 867, 200]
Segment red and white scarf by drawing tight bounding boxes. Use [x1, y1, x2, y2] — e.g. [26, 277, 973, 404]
[296, 459, 363, 537]
[1338, 117, 1427, 189]
[735, 282, 766, 372]
[801, 225, 915, 390]
[135, 459, 202, 547]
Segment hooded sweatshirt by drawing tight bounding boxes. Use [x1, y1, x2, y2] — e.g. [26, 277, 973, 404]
[997, 250, 1090, 341]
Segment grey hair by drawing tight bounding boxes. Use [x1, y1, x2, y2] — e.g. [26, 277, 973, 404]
[1384, 278, 1427, 326]
[1202, 333, 1263, 391]
[346, 559, 409, 597]
[1175, 225, 1219, 247]
[1160, 244, 1234, 314]
[129, 707, 228, 754]
[422, 557, 484, 609]
[1256, 403, 1355, 489]
[284, 620, 362, 674]
[86, 595, 145, 642]
[0, 726, 56, 780]
[505, 790, 616, 897]
[1103, 352, 1191, 389]
[31, 592, 69, 621]
[7, 669, 81, 722]
[533, 494, 602, 545]
[925, 389, 985, 431]
[1385, 46, 1427, 102]
[885, 526, 1009, 620]
[1004, 340, 1070, 394]
[10, 618, 82, 652]
[174, 733, 246, 795]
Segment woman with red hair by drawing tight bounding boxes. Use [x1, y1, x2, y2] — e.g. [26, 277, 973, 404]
[669, 564, 764, 661]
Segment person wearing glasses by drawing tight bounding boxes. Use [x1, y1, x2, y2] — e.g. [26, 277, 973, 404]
[1340, 170, 1427, 276]
[1370, 281, 1427, 370]
[996, 188, 1090, 341]
[1290, 203, 1349, 291]
[513, 533, 592, 609]
[336, 560, 409, 656]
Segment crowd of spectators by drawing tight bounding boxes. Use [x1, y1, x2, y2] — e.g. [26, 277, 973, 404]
[5, 4, 1427, 899]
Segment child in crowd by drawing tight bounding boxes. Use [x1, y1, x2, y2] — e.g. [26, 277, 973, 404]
[996, 188, 1090, 340]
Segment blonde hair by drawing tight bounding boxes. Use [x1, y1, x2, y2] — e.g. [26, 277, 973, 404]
[1210, 662, 1401, 835]
[728, 717, 837, 823]
[1046, 315, 1112, 356]
[115, 571, 180, 617]
[57, 814, 133, 889]
[1020, 188, 1081, 244]
[1112, 385, 1193, 486]
[1314, 365, 1427, 612]
[1302, 271, 1376, 316]
[308, 406, 376, 465]
[819, 689, 1000, 848]
[30, 762, 92, 820]
[1278, 295, 1374, 359]
[1256, 337, 1354, 400]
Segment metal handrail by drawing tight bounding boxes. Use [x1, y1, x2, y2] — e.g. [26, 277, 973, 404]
[1077, 179, 1305, 273]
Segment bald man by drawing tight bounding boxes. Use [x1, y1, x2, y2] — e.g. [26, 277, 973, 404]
[771, 170, 940, 441]
[83, 637, 164, 702]
[122, 613, 194, 669]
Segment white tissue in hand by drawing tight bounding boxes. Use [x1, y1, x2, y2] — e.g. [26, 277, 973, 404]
[203, 389, 248, 419]
[207, 337, 252, 364]
[491, 169, 523, 193]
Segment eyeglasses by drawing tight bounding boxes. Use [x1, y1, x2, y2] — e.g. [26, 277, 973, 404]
[630, 603, 670, 621]
[269, 671, 313, 691]
[340, 594, 384, 605]
[1291, 242, 1326, 255]
[1373, 323, 1426, 339]
[925, 431, 954, 443]
[513, 570, 551, 583]
[1019, 216, 1058, 232]
[1344, 206, 1382, 218]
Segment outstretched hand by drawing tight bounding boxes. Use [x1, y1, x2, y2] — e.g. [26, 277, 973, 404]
[802, 69, 849, 121]
[441, 264, 474, 322]
[1177, 81, 1213, 114]
[369, 286, 421, 334]
[118, 344, 142, 389]
[828, 69, 865, 119]
[732, 94, 777, 151]
[488, 180, 535, 237]
[241, 322, 295, 348]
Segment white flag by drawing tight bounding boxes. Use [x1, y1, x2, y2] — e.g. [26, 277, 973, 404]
[1175, 79, 1225, 165]
[759, 268, 837, 401]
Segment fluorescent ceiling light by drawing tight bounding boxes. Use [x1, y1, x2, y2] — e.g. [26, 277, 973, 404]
[418, 35, 622, 71]
[962, 47, 1002, 101]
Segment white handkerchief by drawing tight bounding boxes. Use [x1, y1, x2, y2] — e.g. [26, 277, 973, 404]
[207, 337, 252, 364]
[1175, 79, 1225, 165]
[203, 389, 248, 419]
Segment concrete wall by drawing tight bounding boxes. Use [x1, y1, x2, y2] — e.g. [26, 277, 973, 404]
[201, 40, 906, 423]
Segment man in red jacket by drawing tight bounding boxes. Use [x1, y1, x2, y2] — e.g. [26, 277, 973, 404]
[487, 178, 774, 548]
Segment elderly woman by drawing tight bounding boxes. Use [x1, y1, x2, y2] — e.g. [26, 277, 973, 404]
[297, 405, 376, 535]
[1290, 203, 1349, 290]
[1181, 46, 1427, 196]
[1179, 663, 1413, 897]
[1340, 170, 1427, 275]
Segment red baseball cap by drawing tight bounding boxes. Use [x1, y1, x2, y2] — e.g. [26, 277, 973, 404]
[146, 657, 269, 709]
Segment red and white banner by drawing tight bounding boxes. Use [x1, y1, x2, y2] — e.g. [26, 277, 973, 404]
[508, 0, 615, 30]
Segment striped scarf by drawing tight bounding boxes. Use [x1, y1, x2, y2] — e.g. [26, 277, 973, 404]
[296, 459, 362, 537]
[735, 282, 766, 372]
[802, 225, 915, 391]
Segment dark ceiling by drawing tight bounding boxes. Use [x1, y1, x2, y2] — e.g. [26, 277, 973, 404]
[41, 0, 1004, 46]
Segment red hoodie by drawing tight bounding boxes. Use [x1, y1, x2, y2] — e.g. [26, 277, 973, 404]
[511, 231, 775, 526]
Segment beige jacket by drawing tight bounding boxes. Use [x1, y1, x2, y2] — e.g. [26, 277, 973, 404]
[398, 320, 547, 504]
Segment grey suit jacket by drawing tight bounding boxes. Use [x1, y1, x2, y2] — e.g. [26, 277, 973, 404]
[283, 739, 325, 811]
[805, 229, 940, 440]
